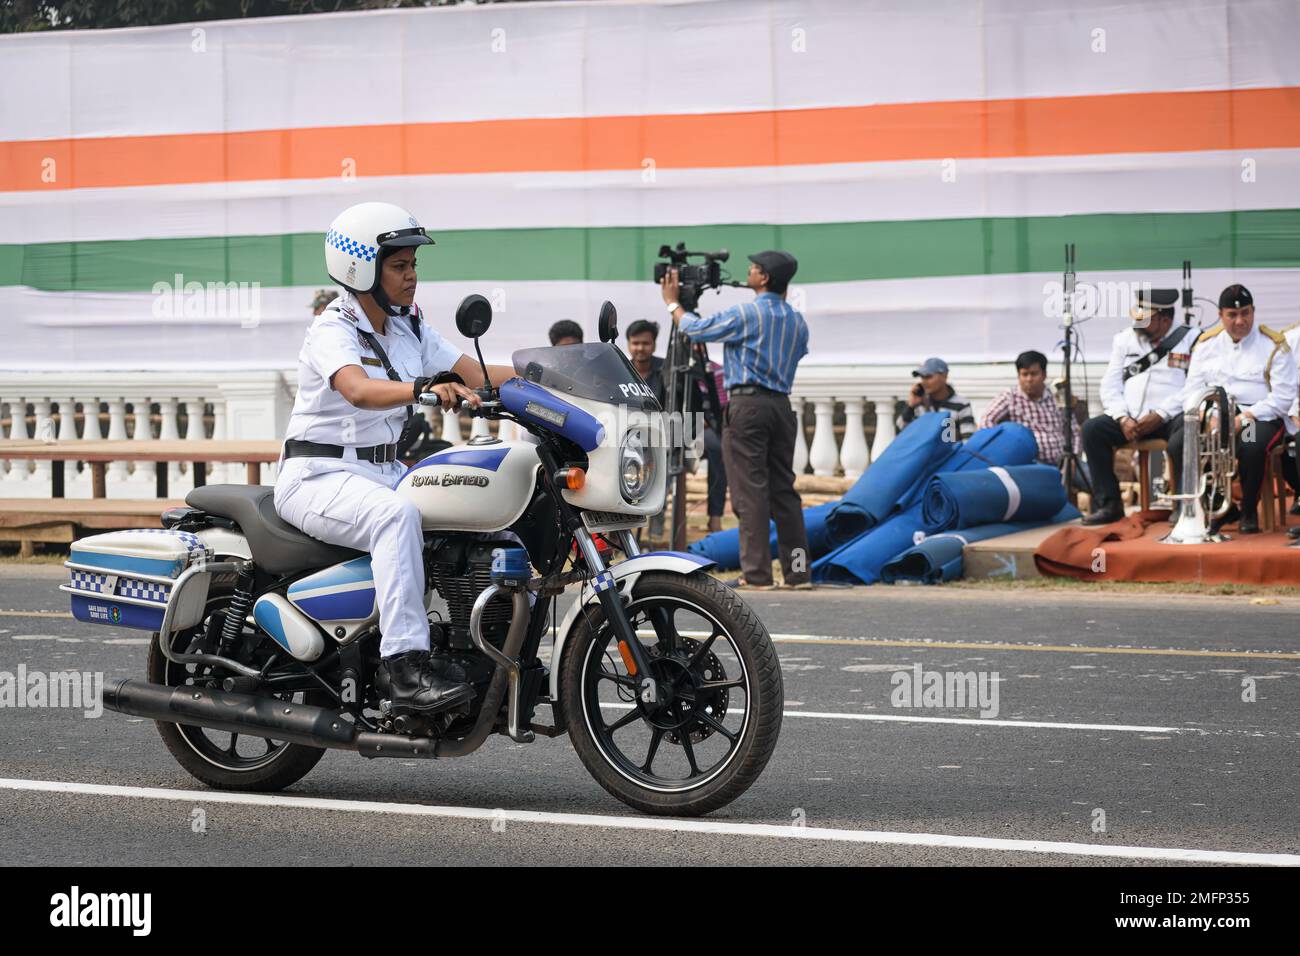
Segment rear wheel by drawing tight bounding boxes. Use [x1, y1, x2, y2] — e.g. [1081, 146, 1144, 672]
[146, 589, 327, 792]
[559, 571, 782, 816]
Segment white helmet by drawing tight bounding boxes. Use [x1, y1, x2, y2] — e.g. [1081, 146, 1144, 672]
[324, 201, 434, 298]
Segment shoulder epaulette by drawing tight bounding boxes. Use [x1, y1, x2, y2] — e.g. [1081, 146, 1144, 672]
[1260, 324, 1288, 348]
[1195, 324, 1224, 346]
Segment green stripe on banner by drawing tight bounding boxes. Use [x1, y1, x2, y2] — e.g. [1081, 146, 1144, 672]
[2, 210, 1298, 291]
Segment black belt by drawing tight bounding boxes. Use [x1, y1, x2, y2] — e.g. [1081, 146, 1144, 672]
[729, 384, 788, 398]
[284, 439, 400, 464]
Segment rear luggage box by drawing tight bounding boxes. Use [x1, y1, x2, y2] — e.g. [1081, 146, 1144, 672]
[62, 530, 214, 632]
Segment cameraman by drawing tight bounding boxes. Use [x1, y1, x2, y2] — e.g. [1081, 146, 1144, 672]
[661, 250, 811, 590]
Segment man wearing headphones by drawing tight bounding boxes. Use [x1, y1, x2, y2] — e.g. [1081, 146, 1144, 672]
[275, 202, 514, 718]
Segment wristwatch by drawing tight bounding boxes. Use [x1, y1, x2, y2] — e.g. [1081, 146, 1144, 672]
[665, 302, 680, 315]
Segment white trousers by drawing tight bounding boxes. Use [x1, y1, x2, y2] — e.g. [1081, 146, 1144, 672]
[274, 458, 428, 658]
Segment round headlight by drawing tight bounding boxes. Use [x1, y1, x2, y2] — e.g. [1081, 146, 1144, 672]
[619, 429, 654, 502]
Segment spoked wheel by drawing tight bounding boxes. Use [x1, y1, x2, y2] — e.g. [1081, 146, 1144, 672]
[146, 592, 326, 792]
[560, 571, 782, 816]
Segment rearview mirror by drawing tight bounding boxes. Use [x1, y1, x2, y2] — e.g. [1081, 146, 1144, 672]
[456, 294, 493, 339]
[597, 301, 618, 343]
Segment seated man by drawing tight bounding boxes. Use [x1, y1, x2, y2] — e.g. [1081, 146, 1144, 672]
[548, 320, 583, 346]
[980, 350, 1077, 465]
[1169, 284, 1298, 534]
[896, 356, 975, 441]
[1080, 288, 1192, 524]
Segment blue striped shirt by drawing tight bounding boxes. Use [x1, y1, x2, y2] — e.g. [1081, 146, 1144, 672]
[678, 293, 809, 393]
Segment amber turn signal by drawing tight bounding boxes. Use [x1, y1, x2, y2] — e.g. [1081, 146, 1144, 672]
[555, 467, 586, 490]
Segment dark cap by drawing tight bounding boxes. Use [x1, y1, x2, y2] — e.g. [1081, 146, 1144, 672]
[1134, 287, 1179, 310]
[912, 357, 949, 377]
[1130, 287, 1179, 324]
[747, 250, 798, 288]
[1219, 284, 1253, 309]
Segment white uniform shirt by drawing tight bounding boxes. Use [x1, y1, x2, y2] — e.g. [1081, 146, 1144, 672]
[1284, 323, 1300, 417]
[1181, 322, 1298, 434]
[1099, 325, 1192, 422]
[285, 291, 464, 449]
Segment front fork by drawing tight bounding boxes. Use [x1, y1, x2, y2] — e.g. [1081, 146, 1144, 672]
[572, 527, 661, 705]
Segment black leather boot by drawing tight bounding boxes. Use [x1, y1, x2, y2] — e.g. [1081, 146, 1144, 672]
[1082, 502, 1124, 526]
[378, 650, 475, 715]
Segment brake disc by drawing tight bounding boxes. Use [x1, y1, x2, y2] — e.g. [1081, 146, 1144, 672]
[662, 637, 728, 746]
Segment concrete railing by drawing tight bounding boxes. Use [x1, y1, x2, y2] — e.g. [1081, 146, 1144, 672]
[0, 364, 1105, 496]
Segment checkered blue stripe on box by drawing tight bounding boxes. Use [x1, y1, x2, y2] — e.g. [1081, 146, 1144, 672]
[68, 570, 170, 603]
[119, 578, 170, 603]
[135, 529, 211, 564]
[326, 229, 378, 262]
[69, 569, 108, 593]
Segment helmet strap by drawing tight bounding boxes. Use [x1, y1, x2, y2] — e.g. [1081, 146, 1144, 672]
[371, 248, 410, 316]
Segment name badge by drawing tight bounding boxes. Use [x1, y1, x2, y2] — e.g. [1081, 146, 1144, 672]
[360, 357, 383, 368]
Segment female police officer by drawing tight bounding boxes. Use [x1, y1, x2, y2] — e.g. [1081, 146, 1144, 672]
[275, 201, 515, 718]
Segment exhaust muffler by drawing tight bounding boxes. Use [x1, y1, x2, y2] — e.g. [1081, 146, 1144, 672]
[102, 679, 440, 758]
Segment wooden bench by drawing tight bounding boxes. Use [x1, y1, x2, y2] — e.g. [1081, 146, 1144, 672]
[0, 498, 184, 556]
[0, 439, 280, 498]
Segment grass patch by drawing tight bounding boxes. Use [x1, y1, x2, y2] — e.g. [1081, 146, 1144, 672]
[945, 576, 1300, 597]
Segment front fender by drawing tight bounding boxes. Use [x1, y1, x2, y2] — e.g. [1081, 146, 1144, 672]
[547, 550, 716, 701]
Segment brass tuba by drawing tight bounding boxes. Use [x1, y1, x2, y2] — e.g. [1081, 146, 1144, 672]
[1164, 387, 1237, 544]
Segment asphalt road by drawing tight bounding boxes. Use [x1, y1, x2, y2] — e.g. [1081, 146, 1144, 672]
[1, 566, 1297, 866]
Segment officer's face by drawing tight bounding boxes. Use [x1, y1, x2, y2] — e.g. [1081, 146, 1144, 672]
[381, 249, 418, 307]
[1221, 303, 1255, 342]
[1138, 309, 1174, 342]
[627, 332, 656, 365]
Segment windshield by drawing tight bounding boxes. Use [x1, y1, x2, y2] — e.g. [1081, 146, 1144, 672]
[512, 343, 662, 411]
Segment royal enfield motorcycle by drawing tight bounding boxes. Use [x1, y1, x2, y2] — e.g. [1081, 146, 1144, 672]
[64, 297, 782, 816]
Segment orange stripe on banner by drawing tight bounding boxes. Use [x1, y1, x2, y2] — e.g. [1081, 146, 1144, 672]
[3, 87, 1298, 191]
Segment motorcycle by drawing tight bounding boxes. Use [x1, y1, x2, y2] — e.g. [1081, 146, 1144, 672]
[67, 296, 782, 816]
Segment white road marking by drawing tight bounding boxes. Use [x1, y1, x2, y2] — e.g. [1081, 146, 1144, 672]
[598, 702, 1184, 734]
[1, 777, 1294, 866]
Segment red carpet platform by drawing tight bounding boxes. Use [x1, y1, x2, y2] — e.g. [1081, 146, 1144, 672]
[1034, 510, 1300, 585]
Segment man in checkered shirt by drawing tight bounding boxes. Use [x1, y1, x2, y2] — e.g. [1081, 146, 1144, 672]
[979, 350, 1078, 465]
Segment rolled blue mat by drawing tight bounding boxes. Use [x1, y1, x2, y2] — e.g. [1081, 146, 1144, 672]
[920, 463, 1068, 533]
[880, 503, 1080, 584]
[898, 422, 1040, 511]
[824, 412, 954, 544]
[686, 501, 836, 571]
[690, 421, 1041, 578]
[813, 504, 925, 585]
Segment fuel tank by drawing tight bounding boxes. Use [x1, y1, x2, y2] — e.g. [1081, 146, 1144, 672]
[396, 440, 541, 533]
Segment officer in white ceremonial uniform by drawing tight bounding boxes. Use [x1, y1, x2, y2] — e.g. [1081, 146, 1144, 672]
[1081, 288, 1193, 524]
[275, 202, 514, 717]
[1169, 283, 1298, 534]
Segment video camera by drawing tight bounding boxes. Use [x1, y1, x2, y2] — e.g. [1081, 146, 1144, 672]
[653, 243, 736, 312]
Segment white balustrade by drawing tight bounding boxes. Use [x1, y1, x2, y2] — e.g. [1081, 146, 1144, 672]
[30, 399, 53, 486]
[440, 407, 463, 445]
[105, 399, 129, 484]
[0, 365, 1107, 500]
[869, 395, 897, 465]
[807, 400, 840, 476]
[839, 397, 870, 479]
[790, 396, 808, 475]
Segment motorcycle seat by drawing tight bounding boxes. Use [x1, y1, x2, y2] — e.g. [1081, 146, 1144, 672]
[186, 485, 364, 575]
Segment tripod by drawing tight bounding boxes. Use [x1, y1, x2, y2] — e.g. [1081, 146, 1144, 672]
[1059, 243, 1091, 501]
[662, 313, 723, 552]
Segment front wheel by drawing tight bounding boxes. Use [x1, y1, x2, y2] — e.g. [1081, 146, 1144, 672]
[559, 571, 782, 816]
